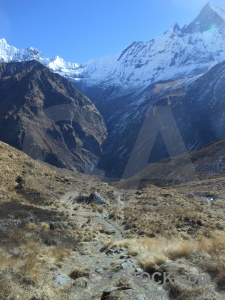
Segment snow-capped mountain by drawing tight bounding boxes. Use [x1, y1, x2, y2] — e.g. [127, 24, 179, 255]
[1, 3, 225, 178]
[0, 38, 82, 77]
[0, 4, 225, 88]
[76, 3, 225, 87]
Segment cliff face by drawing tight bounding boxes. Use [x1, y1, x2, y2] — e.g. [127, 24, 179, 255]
[1, 4, 225, 178]
[0, 60, 107, 172]
[92, 61, 225, 178]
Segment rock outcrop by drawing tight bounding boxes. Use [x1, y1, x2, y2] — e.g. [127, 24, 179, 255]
[0, 60, 107, 172]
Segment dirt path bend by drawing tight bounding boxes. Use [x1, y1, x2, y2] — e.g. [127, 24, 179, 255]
[94, 216, 123, 239]
[45, 191, 170, 299]
[59, 191, 123, 240]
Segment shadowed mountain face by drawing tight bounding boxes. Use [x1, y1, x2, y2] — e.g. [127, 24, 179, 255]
[118, 136, 225, 189]
[183, 3, 224, 33]
[92, 61, 225, 178]
[72, 4, 225, 178]
[0, 60, 107, 172]
[0, 4, 225, 178]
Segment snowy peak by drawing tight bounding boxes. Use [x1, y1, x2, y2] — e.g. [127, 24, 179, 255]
[172, 23, 181, 33]
[0, 4, 225, 88]
[0, 38, 18, 62]
[0, 38, 81, 76]
[0, 38, 43, 62]
[183, 3, 224, 34]
[214, 6, 225, 21]
[13, 47, 43, 62]
[78, 3, 225, 86]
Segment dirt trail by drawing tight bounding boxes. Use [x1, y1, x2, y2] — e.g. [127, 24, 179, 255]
[50, 191, 170, 299]
[94, 216, 123, 239]
[59, 191, 123, 239]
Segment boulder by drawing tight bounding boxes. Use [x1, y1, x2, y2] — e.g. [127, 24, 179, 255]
[77, 194, 88, 203]
[77, 192, 107, 205]
[90, 192, 107, 205]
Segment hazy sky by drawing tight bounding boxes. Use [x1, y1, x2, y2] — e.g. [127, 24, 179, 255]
[0, 0, 224, 63]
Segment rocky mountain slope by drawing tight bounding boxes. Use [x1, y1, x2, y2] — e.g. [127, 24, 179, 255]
[1, 139, 225, 299]
[1, 4, 225, 178]
[0, 60, 107, 173]
[118, 136, 225, 190]
[96, 60, 225, 178]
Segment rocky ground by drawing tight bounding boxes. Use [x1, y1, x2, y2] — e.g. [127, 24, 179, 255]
[1, 141, 225, 299]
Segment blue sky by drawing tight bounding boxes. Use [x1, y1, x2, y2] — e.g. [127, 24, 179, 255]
[0, 0, 224, 63]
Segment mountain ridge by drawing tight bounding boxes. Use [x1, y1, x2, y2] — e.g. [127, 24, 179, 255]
[0, 60, 107, 173]
[1, 4, 225, 178]
[0, 3, 225, 87]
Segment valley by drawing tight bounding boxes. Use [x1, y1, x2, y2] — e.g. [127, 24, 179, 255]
[1, 4, 225, 178]
[1, 2, 225, 300]
[1, 140, 225, 299]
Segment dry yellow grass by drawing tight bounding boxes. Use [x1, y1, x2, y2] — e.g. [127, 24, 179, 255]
[2, 140, 225, 299]
[0, 228, 77, 300]
[0, 141, 123, 299]
[105, 234, 225, 286]
[69, 268, 90, 280]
